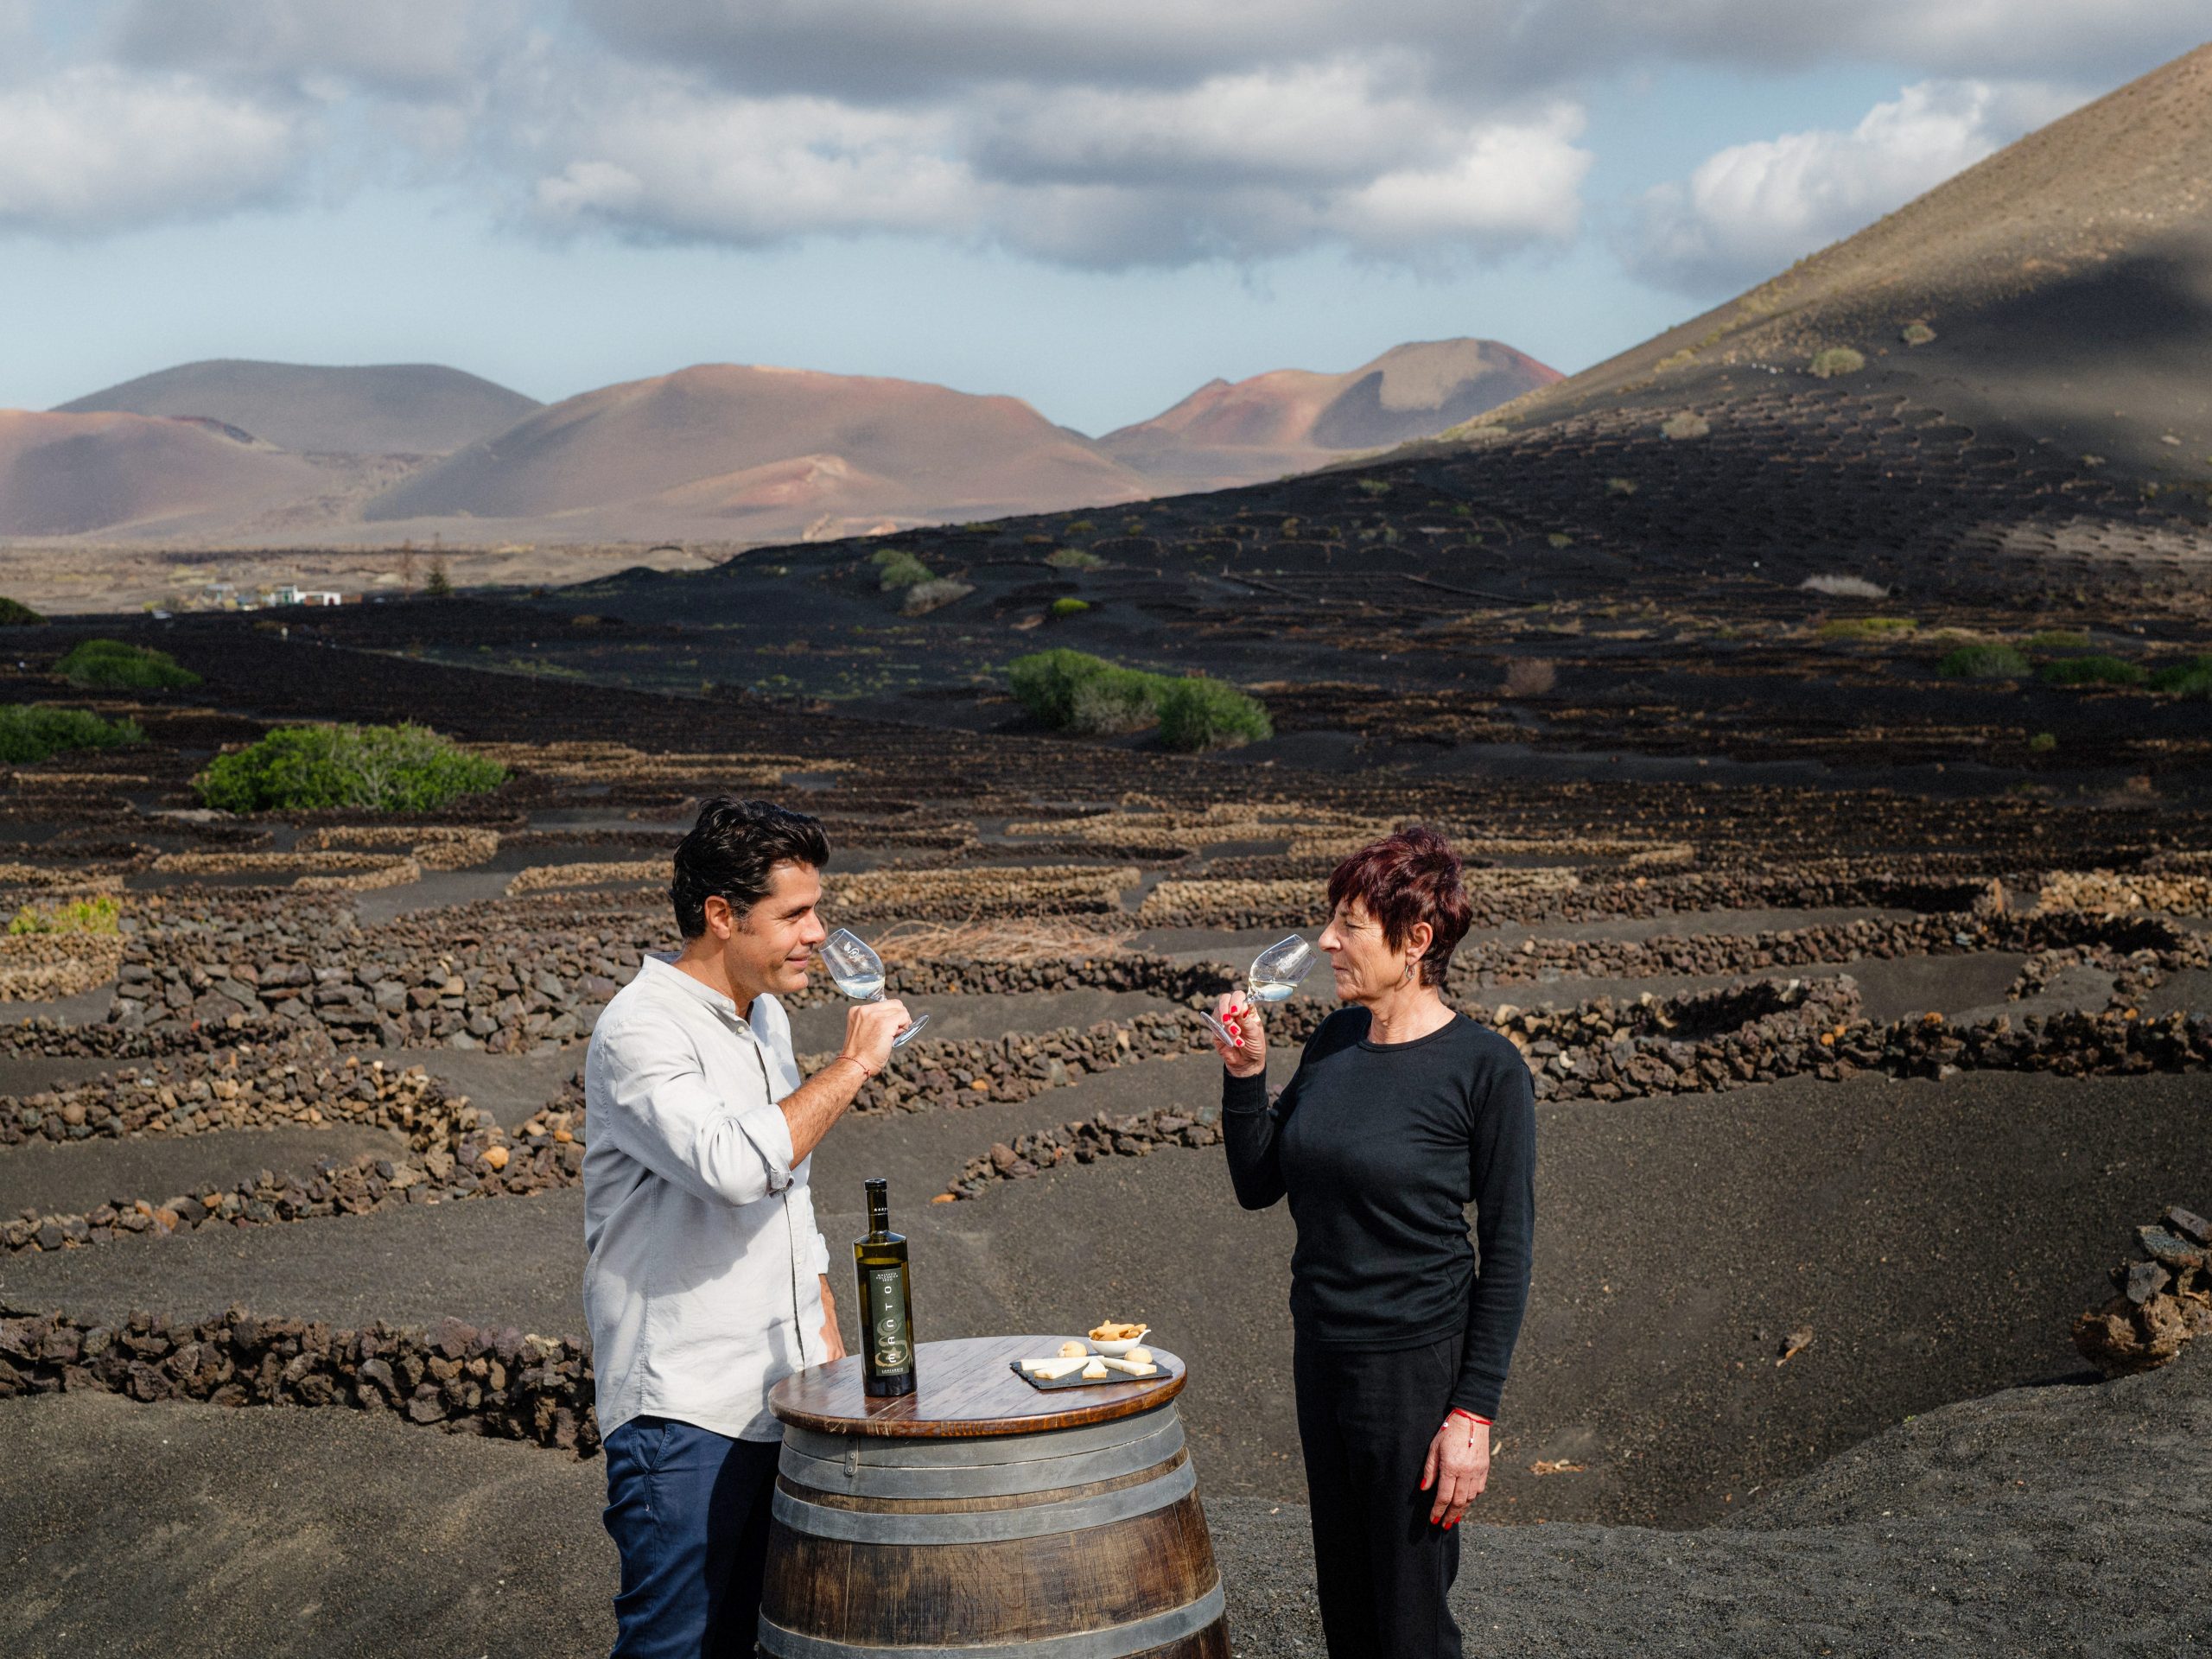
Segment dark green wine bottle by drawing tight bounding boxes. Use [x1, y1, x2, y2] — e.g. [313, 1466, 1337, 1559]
[855, 1177, 916, 1396]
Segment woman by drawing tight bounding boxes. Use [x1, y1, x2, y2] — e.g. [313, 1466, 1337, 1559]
[1214, 825, 1535, 1659]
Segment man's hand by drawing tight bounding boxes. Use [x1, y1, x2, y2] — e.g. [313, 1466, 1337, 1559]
[842, 998, 913, 1074]
[817, 1275, 847, 1364]
[1421, 1414, 1491, 1529]
[1211, 994, 1268, 1079]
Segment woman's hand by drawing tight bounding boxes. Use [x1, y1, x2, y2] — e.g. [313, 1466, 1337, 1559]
[1421, 1413, 1491, 1529]
[1211, 993, 1267, 1078]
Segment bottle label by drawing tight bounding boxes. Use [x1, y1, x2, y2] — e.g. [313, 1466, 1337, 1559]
[866, 1268, 912, 1372]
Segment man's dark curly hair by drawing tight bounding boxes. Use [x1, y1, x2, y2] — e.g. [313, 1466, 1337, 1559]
[670, 797, 830, 938]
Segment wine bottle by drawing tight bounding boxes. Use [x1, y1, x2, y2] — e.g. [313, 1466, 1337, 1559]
[854, 1177, 916, 1396]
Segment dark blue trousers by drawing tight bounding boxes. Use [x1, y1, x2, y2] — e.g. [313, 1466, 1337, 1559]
[602, 1414, 784, 1658]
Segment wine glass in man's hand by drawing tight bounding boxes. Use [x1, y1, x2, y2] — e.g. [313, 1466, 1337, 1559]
[1203, 934, 1318, 1049]
[822, 929, 929, 1047]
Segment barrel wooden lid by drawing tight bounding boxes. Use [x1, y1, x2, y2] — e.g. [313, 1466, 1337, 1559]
[771, 1334, 1186, 1439]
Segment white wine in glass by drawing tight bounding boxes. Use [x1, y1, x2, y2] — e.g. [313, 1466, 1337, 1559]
[821, 929, 928, 1047]
[1205, 934, 1319, 1049]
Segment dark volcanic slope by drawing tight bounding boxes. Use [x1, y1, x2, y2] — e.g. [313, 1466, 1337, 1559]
[1358, 43, 2212, 599]
[55, 359, 541, 457]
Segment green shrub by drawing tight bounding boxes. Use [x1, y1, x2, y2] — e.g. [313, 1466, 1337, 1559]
[1045, 548, 1103, 570]
[1156, 677, 1273, 752]
[871, 550, 934, 590]
[2022, 629, 2090, 651]
[1357, 478, 1392, 497]
[1809, 346, 1866, 378]
[1817, 616, 1917, 641]
[2038, 655, 2145, 687]
[1067, 665, 1159, 734]
[55, 639, 200, 690]
[0, 704, 143, 764]
[194, 722, 507, 814]
[1050, 597, 1091, 617]
[1009, 650, 1107, 727]
[0, 596, 44, 625]
[1007, 648, 1269, 747]
[10, 894, 121, 936]
[2028, 732, 2056, 753]
[1938, 644, 2030, 679]
[1899, 321, 1936, 346]
[2149, 656, 2212, 697]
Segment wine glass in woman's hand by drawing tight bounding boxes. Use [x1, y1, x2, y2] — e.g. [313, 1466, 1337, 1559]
[1203, 935, 1318, 1049]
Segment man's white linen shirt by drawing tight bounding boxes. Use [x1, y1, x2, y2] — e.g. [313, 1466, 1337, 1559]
[583, 954, 831, 1442]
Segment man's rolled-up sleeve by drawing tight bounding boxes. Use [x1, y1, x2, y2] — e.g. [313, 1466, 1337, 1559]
[604, 1012, 793, 1207]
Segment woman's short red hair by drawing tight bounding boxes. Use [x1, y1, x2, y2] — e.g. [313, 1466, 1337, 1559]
[1325, 825, 1471, 988]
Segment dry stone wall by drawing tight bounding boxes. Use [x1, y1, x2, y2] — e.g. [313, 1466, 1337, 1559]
[0, 1306, 599, 1454]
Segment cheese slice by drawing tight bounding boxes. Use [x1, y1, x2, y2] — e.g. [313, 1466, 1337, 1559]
[1080, 1358, 1109, 1380]
[1022, 1357, 1090, 1380]
[1099, 1357, 1158, 1377]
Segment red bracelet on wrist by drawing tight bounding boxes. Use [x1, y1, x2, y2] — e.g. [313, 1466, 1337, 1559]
[1447, 1408, 1492, 1428]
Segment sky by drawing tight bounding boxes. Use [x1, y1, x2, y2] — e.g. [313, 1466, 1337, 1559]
[1, 3, 2203, 435]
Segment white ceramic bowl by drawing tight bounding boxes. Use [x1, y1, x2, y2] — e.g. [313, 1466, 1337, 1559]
[1088, 1327, 1150, 1357]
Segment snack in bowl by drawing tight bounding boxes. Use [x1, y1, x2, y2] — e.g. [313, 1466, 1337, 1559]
[1088, 1320, 1152, 1357]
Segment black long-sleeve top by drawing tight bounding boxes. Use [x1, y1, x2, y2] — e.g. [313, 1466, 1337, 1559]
[1224, 1007, 1536, 1421]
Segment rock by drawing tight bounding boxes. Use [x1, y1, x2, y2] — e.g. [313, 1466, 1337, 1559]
[2124, 1261, 2171, 1305]
[2166, 1205, 2212, 1246]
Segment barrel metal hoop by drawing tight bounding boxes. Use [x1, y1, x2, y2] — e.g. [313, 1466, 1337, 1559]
[780, 1419, 1185, 1499]
[760, 1580, 1224, 1659]
[772, 1458, 1195, 1545]
[782, 1405, 1174, 1470]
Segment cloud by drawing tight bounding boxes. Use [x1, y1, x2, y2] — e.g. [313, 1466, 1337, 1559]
[109, 0, 516, 97]
[0, 67, 299, 234]
[529, 53, 1592, 268]
[1625, 78, 2088, 296]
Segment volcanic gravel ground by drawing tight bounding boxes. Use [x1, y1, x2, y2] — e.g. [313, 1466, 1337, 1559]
[0, 1189, 590, 1336]
[1214, 1344, 2212, 1659]
[1, 1390, 613, 1659]
[7, 1344, 2203, 1659]
[0, 1124, 401, 1220]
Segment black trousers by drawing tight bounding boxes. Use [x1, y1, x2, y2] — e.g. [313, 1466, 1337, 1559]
[1293, 1331, 1465, 1659]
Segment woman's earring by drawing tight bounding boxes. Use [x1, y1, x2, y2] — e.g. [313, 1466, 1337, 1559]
[1401, 959, 1415, 987]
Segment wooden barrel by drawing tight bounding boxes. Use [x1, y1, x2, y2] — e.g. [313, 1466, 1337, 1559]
[762, 1334, 1227, 1658]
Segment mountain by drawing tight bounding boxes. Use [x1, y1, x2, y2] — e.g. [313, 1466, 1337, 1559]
[1429, 45, 2212, 476]
[1333, 42, 2212, 606]
[364, 364, 1150, 539]
[56, 360, 541, 456]
[0, 410, 321, 537]
[1101, 339, 1560, 488]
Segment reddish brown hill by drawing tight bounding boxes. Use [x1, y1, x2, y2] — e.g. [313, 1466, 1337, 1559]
[0, 410, 321, 537]
[365, 365, 1150, 538]
[1103, 339, 1559, 487]
[57, 360, 540, 457]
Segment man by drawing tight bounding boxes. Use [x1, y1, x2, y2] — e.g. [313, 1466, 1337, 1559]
[584, 797, 911, 1657]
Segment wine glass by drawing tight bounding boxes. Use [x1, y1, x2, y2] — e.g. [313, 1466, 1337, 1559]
[821, 928, 929, 1048]
[1204, 934, 1319, 1049]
